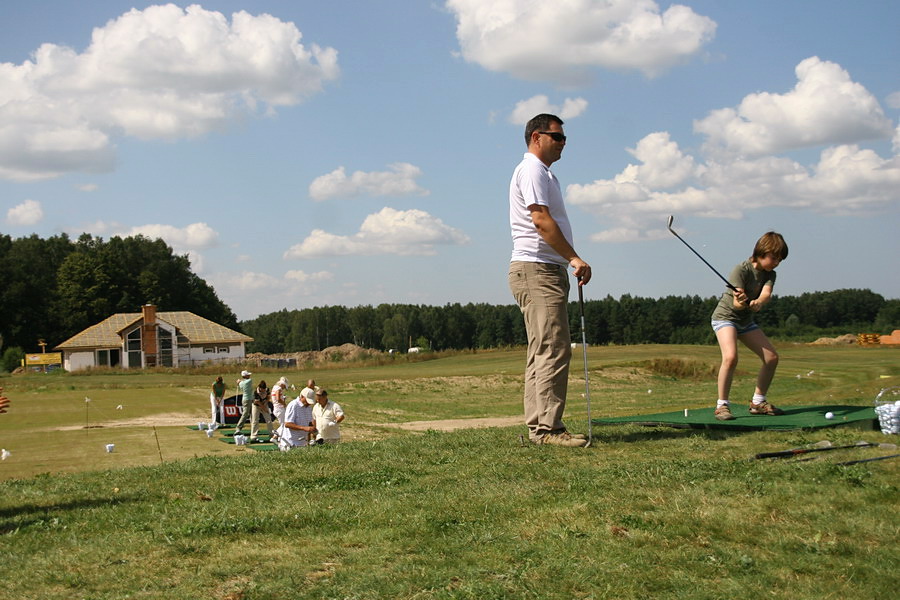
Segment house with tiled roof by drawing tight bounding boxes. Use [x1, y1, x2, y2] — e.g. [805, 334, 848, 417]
[55, 305, 253, 371]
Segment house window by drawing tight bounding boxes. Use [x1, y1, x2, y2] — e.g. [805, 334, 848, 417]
[203, 347, 216, 354]
[159, 328, 174, 367]
[218, 347, 229, 353]
[96, 349, 121, 367]
[126, 328, 142, 368]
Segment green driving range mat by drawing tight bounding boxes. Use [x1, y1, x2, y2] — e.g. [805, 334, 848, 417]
[593, 404, 879, 431]
[217, 436, 275, 445]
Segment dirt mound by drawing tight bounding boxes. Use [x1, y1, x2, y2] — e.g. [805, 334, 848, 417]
[248, 343, 384, 364]
[808, 334, 857, 346]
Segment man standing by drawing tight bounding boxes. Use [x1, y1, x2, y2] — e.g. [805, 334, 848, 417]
[275, 392, 316, 450]
[312, 389, 345, 444]
[508, 113, 592, 448]
[233, 370, 254, 436]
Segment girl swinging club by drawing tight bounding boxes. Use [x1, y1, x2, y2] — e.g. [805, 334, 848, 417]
[711, 232, 789, 421]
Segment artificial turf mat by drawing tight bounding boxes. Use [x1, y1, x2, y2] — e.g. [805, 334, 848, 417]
[593, 404, 879, 431]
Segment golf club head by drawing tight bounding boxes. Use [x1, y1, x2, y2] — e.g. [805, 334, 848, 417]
[666, 215, 674, 230]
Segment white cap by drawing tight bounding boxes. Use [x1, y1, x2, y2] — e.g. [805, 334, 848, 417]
[241, 370, 252, 377]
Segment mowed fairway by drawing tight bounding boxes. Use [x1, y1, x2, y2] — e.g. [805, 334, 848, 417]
[0, 344, 898, 599]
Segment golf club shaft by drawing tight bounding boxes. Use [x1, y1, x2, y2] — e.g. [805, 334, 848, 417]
[835, 454, 900, 466]
[754, 442, 884, 460]
[578, 279, 592, 446]
[666, 216, 738, 292]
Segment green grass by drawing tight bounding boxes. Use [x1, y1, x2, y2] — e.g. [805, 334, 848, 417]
[0, 344, 898, 599]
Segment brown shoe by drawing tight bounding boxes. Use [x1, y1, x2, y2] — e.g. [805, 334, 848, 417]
[714, 404, 735, 421]
[540, 432, 588, 447]
[749, 401, 783, 416]
[561, 431, 587, 440]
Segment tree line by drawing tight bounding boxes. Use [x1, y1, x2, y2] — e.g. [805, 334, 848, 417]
[0, 233, 236, 367]
[1, 232, 897, 366]
[240, 289, 900, 354]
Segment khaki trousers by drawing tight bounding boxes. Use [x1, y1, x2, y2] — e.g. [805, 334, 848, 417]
[250, 403, 274, 438]
[508, 261, 572, 441]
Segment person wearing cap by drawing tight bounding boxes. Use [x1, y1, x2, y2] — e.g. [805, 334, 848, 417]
[271, 376, 290, 426]
[232, 370, 254, 436]
[250, 379, 275, 443]
[275, 391, 316, 450]
[300, 379, 317, 404]
[311, 388, 345, 444]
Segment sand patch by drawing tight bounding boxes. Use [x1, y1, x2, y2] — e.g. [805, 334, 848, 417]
[377, 416, 521, 432]
[49, 412, 200, 431]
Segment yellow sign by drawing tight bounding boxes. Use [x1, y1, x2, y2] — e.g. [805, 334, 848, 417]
[25, 352, 62, 366]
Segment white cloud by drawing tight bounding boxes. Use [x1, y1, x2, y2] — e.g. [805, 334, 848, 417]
[571, 143, 900, 241]
[569, 57, 899, 242]
[218, 271, 283, 292]
[509, 95, 588, 125]
[0, 4, 339, 181]
[695, 57, 894, 158]
[6, 199, 44, 226]
[285, 270, 333, 283]
[309, 163, 429, 201]
[185, 250, 205, 274]
[125, 222, 219, 249]
[446, 0, 716, 85]
[284, 207, 470, 258]
[76, 183, 99, 192]
[625, 131, 696, 189]
[74, 221, 220, 250]
[886, 91, 900, 109]
[209, 269, 337, 317]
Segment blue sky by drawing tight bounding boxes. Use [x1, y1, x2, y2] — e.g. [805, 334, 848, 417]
[1, 1, 898, 321]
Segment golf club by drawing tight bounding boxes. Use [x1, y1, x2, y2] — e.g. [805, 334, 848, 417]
[753, 440, 897, 460]
[666, 215, 738, 292]
[835, 454, 900, 466]
[577, 277, 592, 448]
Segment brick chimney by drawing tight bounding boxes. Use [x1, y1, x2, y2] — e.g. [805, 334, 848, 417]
[141, 304, 158, 364]
[142, 304, 157, 324]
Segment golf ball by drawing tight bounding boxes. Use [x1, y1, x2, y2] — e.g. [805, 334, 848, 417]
[825, 412, 834, 420]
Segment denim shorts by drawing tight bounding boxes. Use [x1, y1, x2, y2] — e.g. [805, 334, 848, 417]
[711, 319, 760, 335]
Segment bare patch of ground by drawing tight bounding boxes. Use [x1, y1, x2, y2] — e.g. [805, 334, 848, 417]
[376, 416, 521, 432]
[247, 343, 385, 364]
[49, 412, 198, 431]
[46, 412, 521, 434]
[808, 334, 857, 345]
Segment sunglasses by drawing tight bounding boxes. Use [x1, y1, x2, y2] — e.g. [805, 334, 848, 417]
[538, 131, 566, 142]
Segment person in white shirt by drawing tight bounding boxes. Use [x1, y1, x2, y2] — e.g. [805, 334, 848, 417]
[311, 389, 344, 444]
[508, 113, 591, 448]
[270, 376, 290, 426]
[275, 393, 316, 450]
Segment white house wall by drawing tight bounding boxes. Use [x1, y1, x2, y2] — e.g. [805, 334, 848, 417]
[187, 343, 246, 365]
[65, 351, 95, 372]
